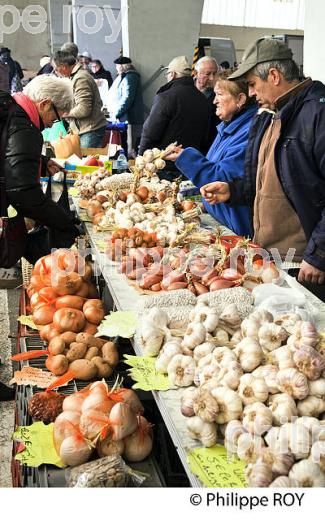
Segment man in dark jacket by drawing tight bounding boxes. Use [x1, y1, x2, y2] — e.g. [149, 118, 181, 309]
[200, 37, 325, 300]
[139, 55, 211, 179]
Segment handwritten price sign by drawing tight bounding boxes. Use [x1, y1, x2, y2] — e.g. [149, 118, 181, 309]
[13, 422, 65, 468]
[123, 354, 171, 391]
[187, 445, 247, 488]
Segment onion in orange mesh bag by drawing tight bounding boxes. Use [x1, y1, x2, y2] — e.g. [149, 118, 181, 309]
[53, 410, 81, 453]
[59, 425, 93, 466]
[123, 416, 153, 462]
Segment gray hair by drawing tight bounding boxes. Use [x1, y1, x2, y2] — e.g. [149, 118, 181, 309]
[53, 50, 77, 67]
[24, 75, 74, 113]
[195, 56, 218, 72]
[61, 42, 79, 58]
[249, 59, 300, 82]
[120, 63, 134, 73]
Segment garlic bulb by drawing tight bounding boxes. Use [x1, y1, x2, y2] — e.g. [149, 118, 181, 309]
[212, 346, 236, 365]
[193, 342, 215, 363]
[211, 386, 243, 424]
[154, 158, 166, 170]
[242, 402, 273, 435]
[258, 323, 288, 352]
[253, 365, 279, 394]
[310, 441, 325, 471]
[197, 353, 215, 369]
[237, 432, 265, 463]
[257, 447, 295, 476]
[195, 364, 220, 387]
[241, 316, 260, 339]
[293, 346, 325, 380]
[245, 462, 273, 487]
[238, 374, 269, 405]
[181, 386, 199, 417]
[167, 355, 195, 387]
[216, 360, 243, 390]
[269, 476, 298, 487]
[155, 340, 182, 374]
[147, 308, 170, 328]
[199, 307, 219, 333]
[288, 321, 318, 350]
[182, 322, 206, 350]
[268, 393, 297, 426]
[297, 396, 325, 417]
[193, 387, 219, 423]
[289, 459, 325, 486]
[271, 345, 295, 370]
[276, 368, 309, 400]
[186, 416, 217, 448]
[235, 338, 263, 372]
[274, 313, 301, 334]
[250, 309, 273, 324]
[224, 420, 245, 455]
[309, 378, 325, 398]
[219, 303, 242, 328]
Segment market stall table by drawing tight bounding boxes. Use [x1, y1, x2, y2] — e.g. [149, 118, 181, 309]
[71, 194, 325, 486]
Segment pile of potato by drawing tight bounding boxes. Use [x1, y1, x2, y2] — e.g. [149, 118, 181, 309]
[46, 332, 119, 380]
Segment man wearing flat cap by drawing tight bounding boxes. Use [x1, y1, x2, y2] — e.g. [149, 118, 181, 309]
[139, 55, 210, 179]
[106, 55, 143, 156]
[200, 37, 325, 300]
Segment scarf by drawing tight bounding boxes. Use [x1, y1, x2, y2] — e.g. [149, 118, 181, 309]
[13, 92, 40, 129]
[13, 92, 42, 179]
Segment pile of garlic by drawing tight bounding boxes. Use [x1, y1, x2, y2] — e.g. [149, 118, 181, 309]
[134, 148, 167, 177]
[138, 303, 325, 487]
[97, 198, 188, 246]
[74, 170, 134, 199]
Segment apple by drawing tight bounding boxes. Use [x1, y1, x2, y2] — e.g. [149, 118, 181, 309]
[84, 156, 99, 166]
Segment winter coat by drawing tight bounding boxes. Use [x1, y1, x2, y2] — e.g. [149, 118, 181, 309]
[69, 64, 107, 135]
[176, 104, 257, 236]
[228, 80, 325, 271]
[139, 76, 211, 155]
[3, 100, 77, 230]
[108, 69, 143, 124]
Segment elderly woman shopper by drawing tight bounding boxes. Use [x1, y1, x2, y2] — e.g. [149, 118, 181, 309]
[53, 50, 107, 148]
[166, 71, 257, 237]
[2, 74, 80, 255]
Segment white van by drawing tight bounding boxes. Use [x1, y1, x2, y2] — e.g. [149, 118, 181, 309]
[198, 37, 237, 68]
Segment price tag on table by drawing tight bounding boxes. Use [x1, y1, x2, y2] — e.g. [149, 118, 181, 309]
[187, 445, 247, 488]
[79, 212, 92, 222]
[13, 422, 65, 468]
[124, 354, 171, 391]
[96, 311, 137, 338]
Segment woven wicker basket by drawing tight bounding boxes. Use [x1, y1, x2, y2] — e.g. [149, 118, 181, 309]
[21, 258, 34, 286]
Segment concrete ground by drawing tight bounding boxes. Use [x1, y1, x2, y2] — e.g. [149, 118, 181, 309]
[0, 288, 20, 487]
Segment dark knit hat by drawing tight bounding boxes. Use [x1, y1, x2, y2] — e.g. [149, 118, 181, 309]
[114, 56, 132, 65]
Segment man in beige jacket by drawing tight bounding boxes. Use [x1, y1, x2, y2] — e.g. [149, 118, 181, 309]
[53, 50, 107, 148]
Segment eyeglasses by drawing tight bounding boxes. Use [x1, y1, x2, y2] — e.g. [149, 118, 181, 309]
[52, 103, 61, 123]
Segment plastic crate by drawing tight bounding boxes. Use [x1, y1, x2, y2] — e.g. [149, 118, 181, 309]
[18, 290, 39, 337]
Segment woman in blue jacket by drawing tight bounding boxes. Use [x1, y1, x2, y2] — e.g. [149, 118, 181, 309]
[166, 71, 257, 237]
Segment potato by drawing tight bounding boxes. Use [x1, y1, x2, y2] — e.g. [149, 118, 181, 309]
[76, 332, 103, 350]
[66, 342, 88, 362]
[91, 356, 113, 378]
[60, 331, 77, 345]
[102, 342, 119, 368]
[84, 347, 99, 360]
[69, 359, 97, 380]
[48, 336, 66, 356]
[46, 354, 69, 376]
